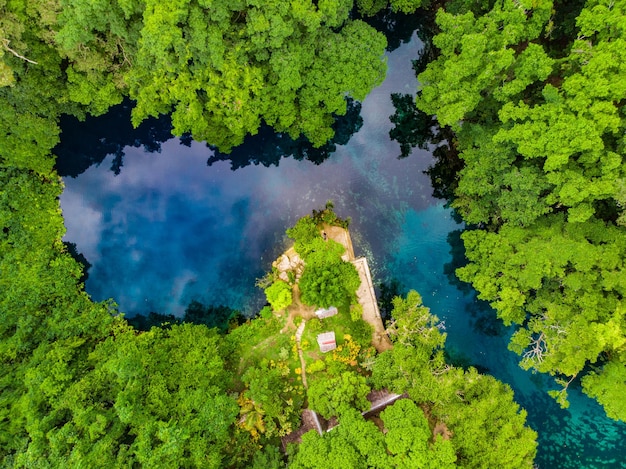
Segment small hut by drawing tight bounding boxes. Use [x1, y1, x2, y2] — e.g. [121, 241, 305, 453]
[317, 331, 337, 353]
[315, 306, 338, 320]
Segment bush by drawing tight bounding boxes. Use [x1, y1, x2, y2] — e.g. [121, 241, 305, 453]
[300, 260, 360, 309]
[307, 318, 323, 334]
[265, 281, 293, 311]
[286, 215, 320, 256]
[308, 360, 326, 374]
[350, 318, 373, 348]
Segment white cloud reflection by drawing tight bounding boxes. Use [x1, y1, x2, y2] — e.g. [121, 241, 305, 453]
[60, 32, 437, 316]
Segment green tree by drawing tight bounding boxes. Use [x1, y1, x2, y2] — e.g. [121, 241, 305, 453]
[381, 399, 457, 469]
[416, 1, 554, 129]
[371, 292, 537, 467]
[415, 0, 626, 418]
[265, 280, 293, 312]
[299, 260, 360, 309]
[18, 323, 239, 467]
[307, 371, 371, 419]
[55, 0, 387, 152]
[289, 409, 388, 469]
[458, 216, 626, 411]
[582, 356, 626, 422]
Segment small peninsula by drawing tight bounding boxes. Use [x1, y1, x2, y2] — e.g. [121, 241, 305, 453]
[227, 204, 538, 467]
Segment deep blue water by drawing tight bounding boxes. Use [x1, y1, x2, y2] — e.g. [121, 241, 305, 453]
[58, 31, 625, 468]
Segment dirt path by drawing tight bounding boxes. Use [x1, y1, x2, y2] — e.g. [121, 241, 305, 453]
[295, 320, 308, 388]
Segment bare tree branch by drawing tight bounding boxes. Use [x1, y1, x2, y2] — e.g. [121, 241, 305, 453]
[2, 39, 38, 65]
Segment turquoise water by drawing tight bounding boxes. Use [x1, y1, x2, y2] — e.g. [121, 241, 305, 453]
[58, 32, 625, 468]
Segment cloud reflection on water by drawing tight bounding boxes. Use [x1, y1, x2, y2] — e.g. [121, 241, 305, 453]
[60, 31, 434, 317]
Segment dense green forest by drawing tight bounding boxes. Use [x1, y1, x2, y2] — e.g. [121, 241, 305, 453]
[407, 0, 626, 420]
[0, 0, 624, 466]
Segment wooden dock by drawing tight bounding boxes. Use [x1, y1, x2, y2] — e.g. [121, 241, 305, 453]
[323, 224, 392, 352]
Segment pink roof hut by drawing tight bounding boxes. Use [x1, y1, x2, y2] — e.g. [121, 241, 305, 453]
[317, 331, 337, 353]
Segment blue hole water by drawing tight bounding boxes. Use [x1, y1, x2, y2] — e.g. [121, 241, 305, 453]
[58, 32, 626, 468]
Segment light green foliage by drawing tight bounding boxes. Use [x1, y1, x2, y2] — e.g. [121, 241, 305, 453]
[291, 400, 457, 469]
[440, 370, 537, 469]
[265, 280, 293, 311]
[452, 124, 553, 226]
[386, 290, 446, 351]
[0, 169, 113, 362]
[582, 357, 626, 422]
[241, 360, 303, 438]
[287, 212, 361, 309]
[458, 216, 626, 410]
[371, 291, 449, 403]
[55, 0, 141, 114]
[299, 252, 360, 308]
[18, 323, 239, 467]
[417, 0, 626, 417]
[0, 1, 83, 173]
[0, 165, 117, 461]
[381, 399, 457, 469]
[286, 215, 320, 257]
[371, 292, 537, 467]
[416, 0, 554, 128]
[356, 0, 427, 15]
[307, 371, 370, 419]
[290, 409, 388, 469]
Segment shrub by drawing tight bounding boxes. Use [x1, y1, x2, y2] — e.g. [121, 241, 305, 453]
[265, 280, 293, 312]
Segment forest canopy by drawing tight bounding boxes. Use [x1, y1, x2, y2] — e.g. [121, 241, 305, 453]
[1, 0, 623, 466]
[413, 0, 626, 419]
[1, 0, 388, 159]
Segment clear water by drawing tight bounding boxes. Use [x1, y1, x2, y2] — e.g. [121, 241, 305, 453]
[58, 32, 626, 468]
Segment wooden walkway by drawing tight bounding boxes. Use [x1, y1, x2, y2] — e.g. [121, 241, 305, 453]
[352, 257, 392, 352]
[323, 225, 392, 352]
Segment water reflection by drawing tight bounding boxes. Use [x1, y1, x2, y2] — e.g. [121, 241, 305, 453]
[60, 31, 429, 317]
[54, 101, 173, 177]
[127, 301, 243, 333]
[207, 98, 363, 170]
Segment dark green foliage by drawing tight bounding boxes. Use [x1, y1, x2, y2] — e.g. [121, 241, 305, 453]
[183, 300, 239, 332]
[307, 371, 371, 419]
[389, 92, 436, 158]
[371, 292, 538, 467]
[350, 318, 374, 348]
[127, 311, 179, 331]
[250, 444, 286, 469]
[416, 0, 626, 417]
[299, 253, 361, 309]
[311, 200, 351, 228]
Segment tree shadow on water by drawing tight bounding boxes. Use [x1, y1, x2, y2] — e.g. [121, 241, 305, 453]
[376, 278, 407, 324]
[207, 98, 363, 170]
[54, 99, 173, 178]
[127, 300, 243, 333]
[444, 229, 506, 338]
[359, 8, 428, 52]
